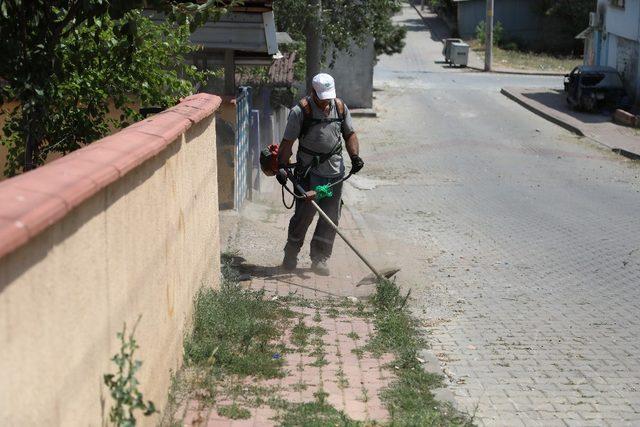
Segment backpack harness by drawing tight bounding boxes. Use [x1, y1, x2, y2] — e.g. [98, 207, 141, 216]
[297, 96, 347, 173]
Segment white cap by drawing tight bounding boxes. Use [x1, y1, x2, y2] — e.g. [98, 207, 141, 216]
[312, 73, 337, 100]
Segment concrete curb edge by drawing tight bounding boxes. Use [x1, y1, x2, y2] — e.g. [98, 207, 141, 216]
[467, 66, 566, 77]
[500, 87, 585, 137]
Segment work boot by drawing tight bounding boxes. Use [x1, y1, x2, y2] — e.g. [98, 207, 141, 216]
[311, 259, 330, 276]
[282, 248, 298, 271]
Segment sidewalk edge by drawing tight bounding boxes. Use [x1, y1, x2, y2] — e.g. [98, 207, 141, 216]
[500, 87, 585, 137]
[468, 66, 565, 77]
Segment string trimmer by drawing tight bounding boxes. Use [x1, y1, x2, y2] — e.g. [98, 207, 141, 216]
[260, 144, 399, 286]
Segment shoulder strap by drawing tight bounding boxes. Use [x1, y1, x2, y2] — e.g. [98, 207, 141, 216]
[298, 96, 312, 119]
[298, 96, 346, 140]
[334, 98, 345, 119]
[298, 96, 313, 139]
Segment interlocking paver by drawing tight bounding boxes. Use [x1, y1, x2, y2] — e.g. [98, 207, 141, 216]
[211, 6, 640, 425]
[342, 3, 640, 425]
[179, 253, 396, 426]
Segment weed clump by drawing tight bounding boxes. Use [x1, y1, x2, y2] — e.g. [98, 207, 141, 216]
[368, 279, 473, 426]
[277, 390, 362, 427]
[183, 256, 288, 379]
[366, 279, 420, 356]
[217, 403, 251, 420]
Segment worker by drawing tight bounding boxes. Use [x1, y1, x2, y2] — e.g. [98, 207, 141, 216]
[277, 73, 364, 276]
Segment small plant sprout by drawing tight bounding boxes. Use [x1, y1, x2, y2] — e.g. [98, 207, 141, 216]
[103, 318, 157, 426]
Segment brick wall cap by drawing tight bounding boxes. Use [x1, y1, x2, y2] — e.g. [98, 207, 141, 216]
[0, 93, 222, 260]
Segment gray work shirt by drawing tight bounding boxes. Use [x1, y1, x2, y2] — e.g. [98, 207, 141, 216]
[283, 99, 355, 178]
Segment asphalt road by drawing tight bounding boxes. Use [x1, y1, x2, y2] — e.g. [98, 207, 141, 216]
[350, 4, 640, 426]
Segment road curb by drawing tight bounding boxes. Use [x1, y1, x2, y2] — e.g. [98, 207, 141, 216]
[500, 87, 585, 136]
[500, 87, 640, 160]
[467, 66, 565, 77]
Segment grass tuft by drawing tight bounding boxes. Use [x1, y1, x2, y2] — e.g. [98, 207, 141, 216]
[217, 403, 251, 420]
[291, 318, 313, 349]
[277, 390, 362, 427]
[183, 257, 290, 379]
[368, 279, 473, 426]
[169, 255, 472, 425]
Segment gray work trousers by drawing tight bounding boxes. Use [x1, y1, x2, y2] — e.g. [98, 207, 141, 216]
[285, 173, 343, 262]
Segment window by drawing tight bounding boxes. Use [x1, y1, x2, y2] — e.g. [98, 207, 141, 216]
[611, 0, 625, 8]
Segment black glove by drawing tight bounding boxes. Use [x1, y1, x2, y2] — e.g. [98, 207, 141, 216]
[350, 155, 364, 174]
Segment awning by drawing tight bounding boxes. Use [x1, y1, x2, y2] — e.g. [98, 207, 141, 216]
[575, 26, 594, 40]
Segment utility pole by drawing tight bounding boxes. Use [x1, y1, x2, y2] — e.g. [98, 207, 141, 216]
[484, 0, 493, 71]
[224, 49, 235, 95]
[305, 0, 322, 92]
[421, 0, 425, 11]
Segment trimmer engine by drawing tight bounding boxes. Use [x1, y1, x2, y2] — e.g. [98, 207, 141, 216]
[259, 144, 280, 176]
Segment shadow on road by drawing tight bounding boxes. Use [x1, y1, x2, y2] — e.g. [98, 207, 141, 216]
[523, 90, 614, 125]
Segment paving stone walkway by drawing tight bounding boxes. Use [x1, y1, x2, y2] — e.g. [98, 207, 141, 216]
[168, 180, 407, 426]
[174, 284, 394, 426]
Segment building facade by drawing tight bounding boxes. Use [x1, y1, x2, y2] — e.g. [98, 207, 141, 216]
[584, 0, 640, 102]
[454, 0, 542, 44]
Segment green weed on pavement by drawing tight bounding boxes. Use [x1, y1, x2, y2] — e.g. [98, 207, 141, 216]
[368, 279, 473, 426]
[168, 253, 473, 426]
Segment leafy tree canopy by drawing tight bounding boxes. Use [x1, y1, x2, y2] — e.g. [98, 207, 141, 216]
[273, 0, 406, 67]
[0, 0, 237, 176]
[537, 0, 593, 32]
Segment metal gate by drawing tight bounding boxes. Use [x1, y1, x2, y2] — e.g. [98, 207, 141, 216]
[235, 86, 252, 210]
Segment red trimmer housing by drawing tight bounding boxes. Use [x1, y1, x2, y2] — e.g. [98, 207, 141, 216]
[260, 144, 280, 176]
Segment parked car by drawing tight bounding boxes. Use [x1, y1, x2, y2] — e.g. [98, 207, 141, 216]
[564, 66, 627, 112]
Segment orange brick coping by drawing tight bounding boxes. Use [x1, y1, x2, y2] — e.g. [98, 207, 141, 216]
[0, 93, 222, 260]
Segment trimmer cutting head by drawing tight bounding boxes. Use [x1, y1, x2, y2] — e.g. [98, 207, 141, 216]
[356, 268, 401, 287]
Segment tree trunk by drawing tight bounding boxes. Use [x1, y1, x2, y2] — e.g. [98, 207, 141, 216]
[23, 116, 38, 172]
[305, 0, 322, 93]
[484, 0, 494, 72]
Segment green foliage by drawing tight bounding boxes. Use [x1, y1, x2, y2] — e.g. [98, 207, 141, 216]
[277, 390, 362, 427]
[536, 0, 592, 35]
[170, 259, 473, 424]
[291, 317, 313, 349]
[534, 0, 592, 54]
[273, 0, 406, 70]
[366, 279, 473, 425]
[475, 20, 505, 47]
[183, 282, 286, 378]
[217, 404, 252, 420]
[103, 320, 157, 426]
[428, 0, 456, 14]
[183, 255, 291, 379]
[0, 0, 235, 177]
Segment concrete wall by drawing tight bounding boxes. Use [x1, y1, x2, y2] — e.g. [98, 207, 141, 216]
[0, 94, 222, 426]
[612, 34, 640, 102]
[323, 38, 375, 109]
[600, 0, 640, 101]
[604, 0, 640, 41]
[456, 0, 542, 43]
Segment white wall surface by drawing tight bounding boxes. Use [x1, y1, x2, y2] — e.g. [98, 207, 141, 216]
[605, 0, 640, 42]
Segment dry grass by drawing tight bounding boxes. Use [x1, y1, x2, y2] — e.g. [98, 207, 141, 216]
[469, 40, 582, 73]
